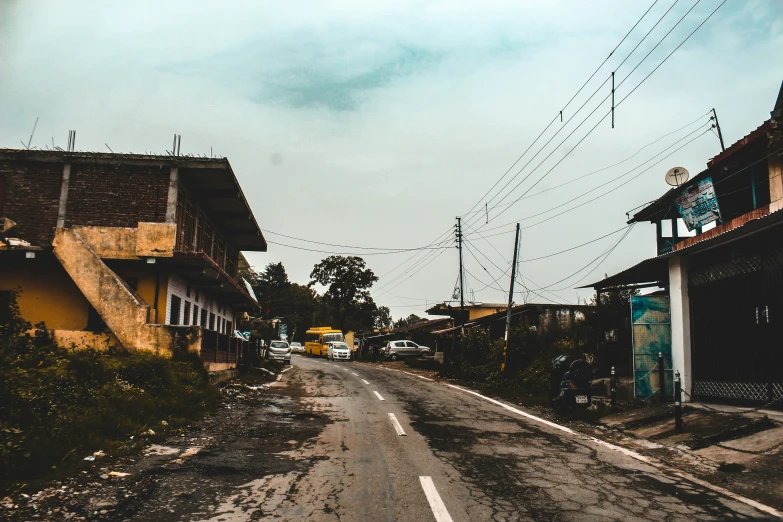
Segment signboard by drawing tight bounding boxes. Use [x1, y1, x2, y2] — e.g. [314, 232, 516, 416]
[631, 296, 672, 399]
[675, 177, 721, 231]
[278, 323, 287, 340]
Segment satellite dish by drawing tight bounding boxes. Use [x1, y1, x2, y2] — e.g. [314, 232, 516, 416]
[665, 167, 689, 187]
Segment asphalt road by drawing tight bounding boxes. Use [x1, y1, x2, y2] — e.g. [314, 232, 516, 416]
[7, 355, 779, 521]
[248, 356, 778, 522]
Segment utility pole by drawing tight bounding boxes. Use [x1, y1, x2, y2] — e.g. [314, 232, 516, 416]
[455, 217, 465, 324]
[711, 108, 726, 152]
[502, 223, 520, 372]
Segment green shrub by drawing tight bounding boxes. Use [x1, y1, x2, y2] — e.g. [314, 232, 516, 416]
[0, 293, 219, 493]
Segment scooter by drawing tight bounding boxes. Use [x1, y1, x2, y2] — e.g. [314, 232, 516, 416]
[550, 354, 593, 408]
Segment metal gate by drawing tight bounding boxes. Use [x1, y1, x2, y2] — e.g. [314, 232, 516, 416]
[631, 295, 673, 399]
[690, 243, 783, 402]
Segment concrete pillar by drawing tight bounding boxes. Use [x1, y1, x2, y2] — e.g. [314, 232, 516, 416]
[669, 256, 692, 401]
[165, 166, 179, 225]
[56, 164, 71, 229]
[770, 148, 783, 210]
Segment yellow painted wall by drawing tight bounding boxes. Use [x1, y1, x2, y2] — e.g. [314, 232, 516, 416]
[468, 308, 504, 321]
[108, 263, 169, 324]
[50, 330, 121, 351]
[0, 257, 90, 330]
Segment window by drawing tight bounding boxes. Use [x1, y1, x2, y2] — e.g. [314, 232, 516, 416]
[209, 313, 215, 330]
[183, 301, 191, 325]
[170, 295, 181, 325]
[186, 284, 191, 298]
[222, 318, 227, 333]
[195, 289, 200, 302]
[201, 308, 208, 327]
[193, 305, 199, 325]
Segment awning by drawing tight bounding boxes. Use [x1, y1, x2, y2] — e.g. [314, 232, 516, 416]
[579, 256, 669, 290]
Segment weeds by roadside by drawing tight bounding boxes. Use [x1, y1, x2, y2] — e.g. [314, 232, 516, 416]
[0, 295, 220, 495]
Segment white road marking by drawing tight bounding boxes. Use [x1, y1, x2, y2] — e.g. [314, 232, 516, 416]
[351, 372, 358, 376]
[362, 379, 370, 385]
[419, 476, 454, 522]
[281, 367, 292, 373]
[388, 413, 407, 436]
[373, 391, 386, 401]
[445, 383, 783, 519]
[402, 370, 435, 382]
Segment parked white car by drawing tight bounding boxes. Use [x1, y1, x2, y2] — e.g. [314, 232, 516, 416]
[267, 340, 291, 365]
[381, 340, 431, 360]
[327, 342, 351, 361]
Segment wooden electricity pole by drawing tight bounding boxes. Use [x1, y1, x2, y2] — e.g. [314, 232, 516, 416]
[502, 223, 520, 372]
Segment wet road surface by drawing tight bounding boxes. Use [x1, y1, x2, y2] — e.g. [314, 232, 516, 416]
[6, 356, 780, 521]
[265, 356, 778, 521]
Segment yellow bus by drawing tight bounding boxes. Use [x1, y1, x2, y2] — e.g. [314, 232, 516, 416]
[305, 327, 344, 357]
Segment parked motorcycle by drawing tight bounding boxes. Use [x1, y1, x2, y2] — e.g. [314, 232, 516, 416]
[550, 354, 592, 408]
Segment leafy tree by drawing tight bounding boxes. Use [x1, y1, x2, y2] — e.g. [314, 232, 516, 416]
[375, 306, 392, 329]
[309, 256, 378, 330]
[393, 314, 422, 330]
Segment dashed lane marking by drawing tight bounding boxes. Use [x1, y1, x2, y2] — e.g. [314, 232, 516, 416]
[362, 379, 370, 385]
[444, 383, 783, 519]
[373, 391, 386, 401]
[419, 476, 454, 522]
[388, 413, 406, 436]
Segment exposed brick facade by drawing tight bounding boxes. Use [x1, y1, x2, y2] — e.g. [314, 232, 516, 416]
[65, 163, 169, 229]
[0, 160, 64, 246]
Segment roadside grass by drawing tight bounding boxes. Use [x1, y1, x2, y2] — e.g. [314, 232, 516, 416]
[0, 297, 220, 495]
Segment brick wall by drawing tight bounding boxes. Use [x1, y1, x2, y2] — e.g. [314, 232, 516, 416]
[0, 160, 63, 246]
[66, 163, 169, 228]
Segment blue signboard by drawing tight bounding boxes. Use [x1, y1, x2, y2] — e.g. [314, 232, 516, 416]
[675, 177, 721, 231]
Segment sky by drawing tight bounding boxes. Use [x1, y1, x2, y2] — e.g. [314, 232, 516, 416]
[1, 0, 781, 322]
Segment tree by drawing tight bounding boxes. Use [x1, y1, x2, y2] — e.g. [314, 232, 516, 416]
[393, 314, 422, 330]
[375, 306, 392, 329]
[309, 256, 378, 330]
[250, 262, 291, 318]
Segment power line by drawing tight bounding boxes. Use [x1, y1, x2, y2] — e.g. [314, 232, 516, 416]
[461, 110, 711, 218]
[528, 224, 636, 292]
[265, 229, 453, 252]
[471, 0, 724, 228]
[480, 123, 711, 234]
[460, 0, 663, 220]
[520, 225, 632, 262]
[267, 239, 451, 256]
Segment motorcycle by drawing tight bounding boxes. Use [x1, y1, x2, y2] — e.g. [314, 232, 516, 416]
[550, 354, 593, 408]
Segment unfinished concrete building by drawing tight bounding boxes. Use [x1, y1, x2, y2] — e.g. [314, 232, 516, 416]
[0, 150, 266, 371]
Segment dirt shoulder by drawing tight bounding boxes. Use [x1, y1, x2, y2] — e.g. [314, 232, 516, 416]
[0, 368, 327, 521]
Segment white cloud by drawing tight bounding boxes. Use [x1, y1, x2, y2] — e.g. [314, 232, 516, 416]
[0, 0, 781, 321]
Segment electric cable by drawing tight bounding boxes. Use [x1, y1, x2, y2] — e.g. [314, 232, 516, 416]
[472, 0, 724, 228]
[460, 0, 663, 220]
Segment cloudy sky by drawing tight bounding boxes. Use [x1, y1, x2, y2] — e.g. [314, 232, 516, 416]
[1, 0, 781, 321]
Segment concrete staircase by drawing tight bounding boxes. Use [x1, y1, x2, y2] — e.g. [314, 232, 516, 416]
[52, 228, 152, 351]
